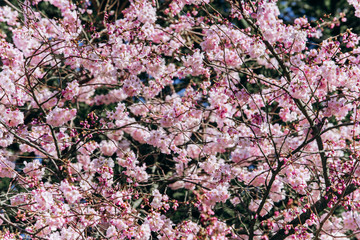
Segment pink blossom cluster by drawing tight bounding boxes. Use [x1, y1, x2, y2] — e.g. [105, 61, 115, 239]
[348, 0, 360, 17]
[46, 107, 77, 127]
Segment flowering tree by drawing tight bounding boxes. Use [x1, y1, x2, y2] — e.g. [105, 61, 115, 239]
[1, 0, 360, 239]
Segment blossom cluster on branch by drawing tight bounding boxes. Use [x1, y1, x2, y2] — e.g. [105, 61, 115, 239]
[0, 0, 360, 239]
